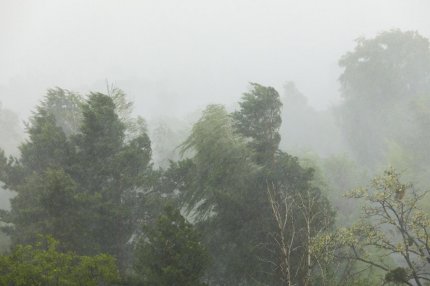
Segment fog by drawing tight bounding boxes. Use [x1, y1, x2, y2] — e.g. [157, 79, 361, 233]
[2, 0, 429, 120]
[2, 1, 430, 284]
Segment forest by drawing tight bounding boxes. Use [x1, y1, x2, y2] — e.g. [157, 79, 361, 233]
[1, 29, 430, 285]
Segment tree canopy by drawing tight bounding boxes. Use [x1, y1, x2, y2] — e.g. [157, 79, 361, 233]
[0, 90, 153, 272]
[134, 204, 209, 286]
[0, 236, 119, 286]
[338, 30, 430, 170]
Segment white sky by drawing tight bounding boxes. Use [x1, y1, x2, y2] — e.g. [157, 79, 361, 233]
[1, 0, 430, 119]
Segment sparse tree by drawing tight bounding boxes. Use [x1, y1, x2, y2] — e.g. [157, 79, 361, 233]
[266, 155, 334, 286]
[316, 168, 430, 285]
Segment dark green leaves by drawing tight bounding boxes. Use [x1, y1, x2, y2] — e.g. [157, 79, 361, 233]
[232, 83, 282, 165]
[134, 205, 209, 286]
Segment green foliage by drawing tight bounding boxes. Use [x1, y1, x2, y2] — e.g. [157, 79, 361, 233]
[315, 168, 430, 285]
[180, 104, 256, 217]
[4, 169, 82, 251]
[20, 108, 72, 174]
[174, 84, 335, 285]
[232, 83, 282, 164]
[0, 90, 154, 271]
[0, 236, 119, 286]
[385, 267, 409, 284]
[339, 30, 430, 102]
[268, 152, 335, 285]
[38, 88, 83, 137]
[134, 205, 209, 286]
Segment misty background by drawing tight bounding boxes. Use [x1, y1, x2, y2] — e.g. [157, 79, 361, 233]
[2, 0, 429, 209]
[2, 1, 430, 284]
[2, 0, 430, 120]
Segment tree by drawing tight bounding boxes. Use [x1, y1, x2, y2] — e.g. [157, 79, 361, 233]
[317, 168, 430, 285]
[178, 104, 270, 284]
[175, 84, 335, 285]
[176, 105, 259, 284]
[264, 152, 335, 286]
[68, 92, 153, 265]
[338, 30, 430, 170]
[134, 204, 209, 286]
[0, 89, 153, 271]
[232, 83, 335, 285]
[180, 104, 256, 217]
[0, 236, 119, 286]
[232, 82, 282, 165]
[3, 169, 82, 252]
[19, 106, 73, 175]
[38, 88, 83, 137]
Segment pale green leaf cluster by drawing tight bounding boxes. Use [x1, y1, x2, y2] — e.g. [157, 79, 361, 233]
[0, 236, 119, 286]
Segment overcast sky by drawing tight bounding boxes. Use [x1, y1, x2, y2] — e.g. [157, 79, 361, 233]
[1, 0, 430, 120]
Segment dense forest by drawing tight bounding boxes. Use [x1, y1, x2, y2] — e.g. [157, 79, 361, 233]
[1, 30, 430, 285]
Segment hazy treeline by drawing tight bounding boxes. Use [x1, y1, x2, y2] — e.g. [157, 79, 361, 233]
[1, 29, 430, 285]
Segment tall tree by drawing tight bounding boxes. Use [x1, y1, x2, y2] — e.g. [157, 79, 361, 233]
[232, 83, 335, 285]
[176, 84, 335, 285]
[232, 82, 282, 165]
[3, 169, 82, 252]
[180, 104, 255, 216]
[0, 89, 153, 271]
[134, 205, 209, 286]
[71, 92, 153, 265]
[38, 88, 83, 137]
[179, 104, 265, 284]
[338, 30, 430, 170]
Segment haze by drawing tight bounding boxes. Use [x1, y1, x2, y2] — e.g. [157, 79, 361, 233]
[3, 1, 430, 284]
[1, 0, 429, 120]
